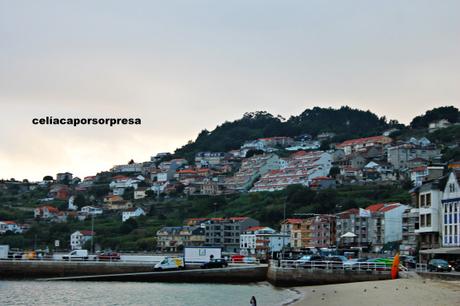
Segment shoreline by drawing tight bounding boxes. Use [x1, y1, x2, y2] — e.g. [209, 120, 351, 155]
[290, 278, 460, 306]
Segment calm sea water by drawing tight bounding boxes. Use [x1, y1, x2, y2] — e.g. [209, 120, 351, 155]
[0, 281, 299, 306]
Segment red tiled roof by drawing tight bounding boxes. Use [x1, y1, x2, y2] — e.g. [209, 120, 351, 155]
[37, 205, 59, 213]
[283, 218, 303, 224]
[3, 221, 17, 224]
[229, 217, 249, 221]
[246, 226, 266, 231]
[338, 208, 359, 218]
[379, 204, 401, 212]
[337, 136, 391, 148]
[80, 230, 95, 236]
[366, 203, 386, 212]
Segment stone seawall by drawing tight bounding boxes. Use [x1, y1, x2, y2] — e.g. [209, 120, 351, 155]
[0, 260, 267, 283]
[267, 265, 392, 286]
[0, 260, 154, 278]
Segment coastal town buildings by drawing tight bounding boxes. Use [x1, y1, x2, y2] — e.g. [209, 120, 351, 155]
[225, 154, 281, 192]
[70, 230, 95, 250]
[239, 226, 289, 258]
[202, 217, 260, 252]
[336, 136, 392, 156]
[441, 171, 460, 247]
[122, 207, 146, 222]
[156, 226, 205, 252]
[250, 151, 332, 192]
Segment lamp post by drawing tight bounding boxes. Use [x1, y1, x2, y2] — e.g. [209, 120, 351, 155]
[91, 213, 95, 254]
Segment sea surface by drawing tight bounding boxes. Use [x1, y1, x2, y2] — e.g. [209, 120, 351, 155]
[0, 281, 299, 306]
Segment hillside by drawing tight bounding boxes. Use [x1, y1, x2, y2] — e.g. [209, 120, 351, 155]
[174, 106, 397, 160]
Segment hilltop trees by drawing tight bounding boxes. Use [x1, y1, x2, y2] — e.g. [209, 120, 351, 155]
[410, 106, 459, 128]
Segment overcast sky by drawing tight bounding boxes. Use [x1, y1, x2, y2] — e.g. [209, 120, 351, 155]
[1, 0, 459, 181]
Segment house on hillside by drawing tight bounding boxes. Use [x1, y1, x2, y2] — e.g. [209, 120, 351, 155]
[122, 207, 146, 222]
[34, 206, 60, 220]
[70, 230, 95, 250]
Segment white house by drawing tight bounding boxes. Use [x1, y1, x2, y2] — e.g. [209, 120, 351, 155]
[109, 177, 140, 196]
[441, 171, 460, 247]
[70, 230, 95, 250]
[134, 187, 149, 200]
[240, 226, 289, 257]
[122, 207, 146, 222]
[0, 221, 22, 234]
[80, 206, 103, 215]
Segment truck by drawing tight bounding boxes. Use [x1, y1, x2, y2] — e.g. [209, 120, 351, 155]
[62, 249, 89, 261]
[0, 245, 9, 259]
[184, 247, 222, 263]
[154, 256, 185, 271]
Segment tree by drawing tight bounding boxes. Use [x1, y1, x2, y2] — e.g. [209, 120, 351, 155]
[123, 187, 135, 200]
[43, 175, 53, 181]
[74, 194, 87, 209]
[329, 166, 340, 178]
[120, 218, 138, 234]
[410, 106, 459, 128]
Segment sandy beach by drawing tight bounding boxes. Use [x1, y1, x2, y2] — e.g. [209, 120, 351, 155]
[292, 278, 460, 306]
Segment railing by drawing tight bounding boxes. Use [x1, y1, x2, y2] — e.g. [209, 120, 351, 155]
[272, 260, 392, 272]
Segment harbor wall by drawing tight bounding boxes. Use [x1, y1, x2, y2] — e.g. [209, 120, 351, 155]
[0, 260, 154, 278]
[267, 265, 392, 286]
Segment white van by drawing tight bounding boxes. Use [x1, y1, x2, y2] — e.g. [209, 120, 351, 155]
[63, 249, 89, 261]
[154, 257, 185, 271]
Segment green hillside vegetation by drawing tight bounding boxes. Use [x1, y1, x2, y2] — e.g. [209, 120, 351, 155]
[0, 184, 410, 251]
[175, 106, 397, 160]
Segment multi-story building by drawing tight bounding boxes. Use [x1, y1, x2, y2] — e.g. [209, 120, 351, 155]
[400, 207, 419, 255]
[250, 151, 332, 192]
[225, 154, 280, 192]
[70, 230, 95, 250]
[203, 217, 259, 252]
[387, 143, 441, 170]
[156, 226, 206, 252]
[413, 178, 445, 251]
[309, 215, 336, 248]
[195, 152, 228, 168]
[441, 171, 460, 247]
[337, 203, 408, 252]
[336, 136, 392, 156]
[280, 219, 303, 249]
[239, 226, 289, 258]
[111, 162, 143, 173]
[336, 208, 371, 247]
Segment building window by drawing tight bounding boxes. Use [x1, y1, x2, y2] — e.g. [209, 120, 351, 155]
[426, 194, 431, 207]
[426, 214, 431, 227]
[420, 215, 425, 227]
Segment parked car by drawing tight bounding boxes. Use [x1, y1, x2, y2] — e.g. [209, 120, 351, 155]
[400, 255, 416, 269]
[62, 249, 89, 261]
[201, 258, 228, 269]
[8, 251, 23, 260]
[325, 255, 348, 262]
[428, 259, 452, 272]
[97, 252, 121, 261]
[295, 255, 323, 268]
[343, 258, 368, 270]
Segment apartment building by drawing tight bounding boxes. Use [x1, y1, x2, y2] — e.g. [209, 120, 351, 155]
[203, 217, 259, 252]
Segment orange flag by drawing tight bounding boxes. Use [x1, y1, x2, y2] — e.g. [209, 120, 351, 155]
[391, 253, 400, 279]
